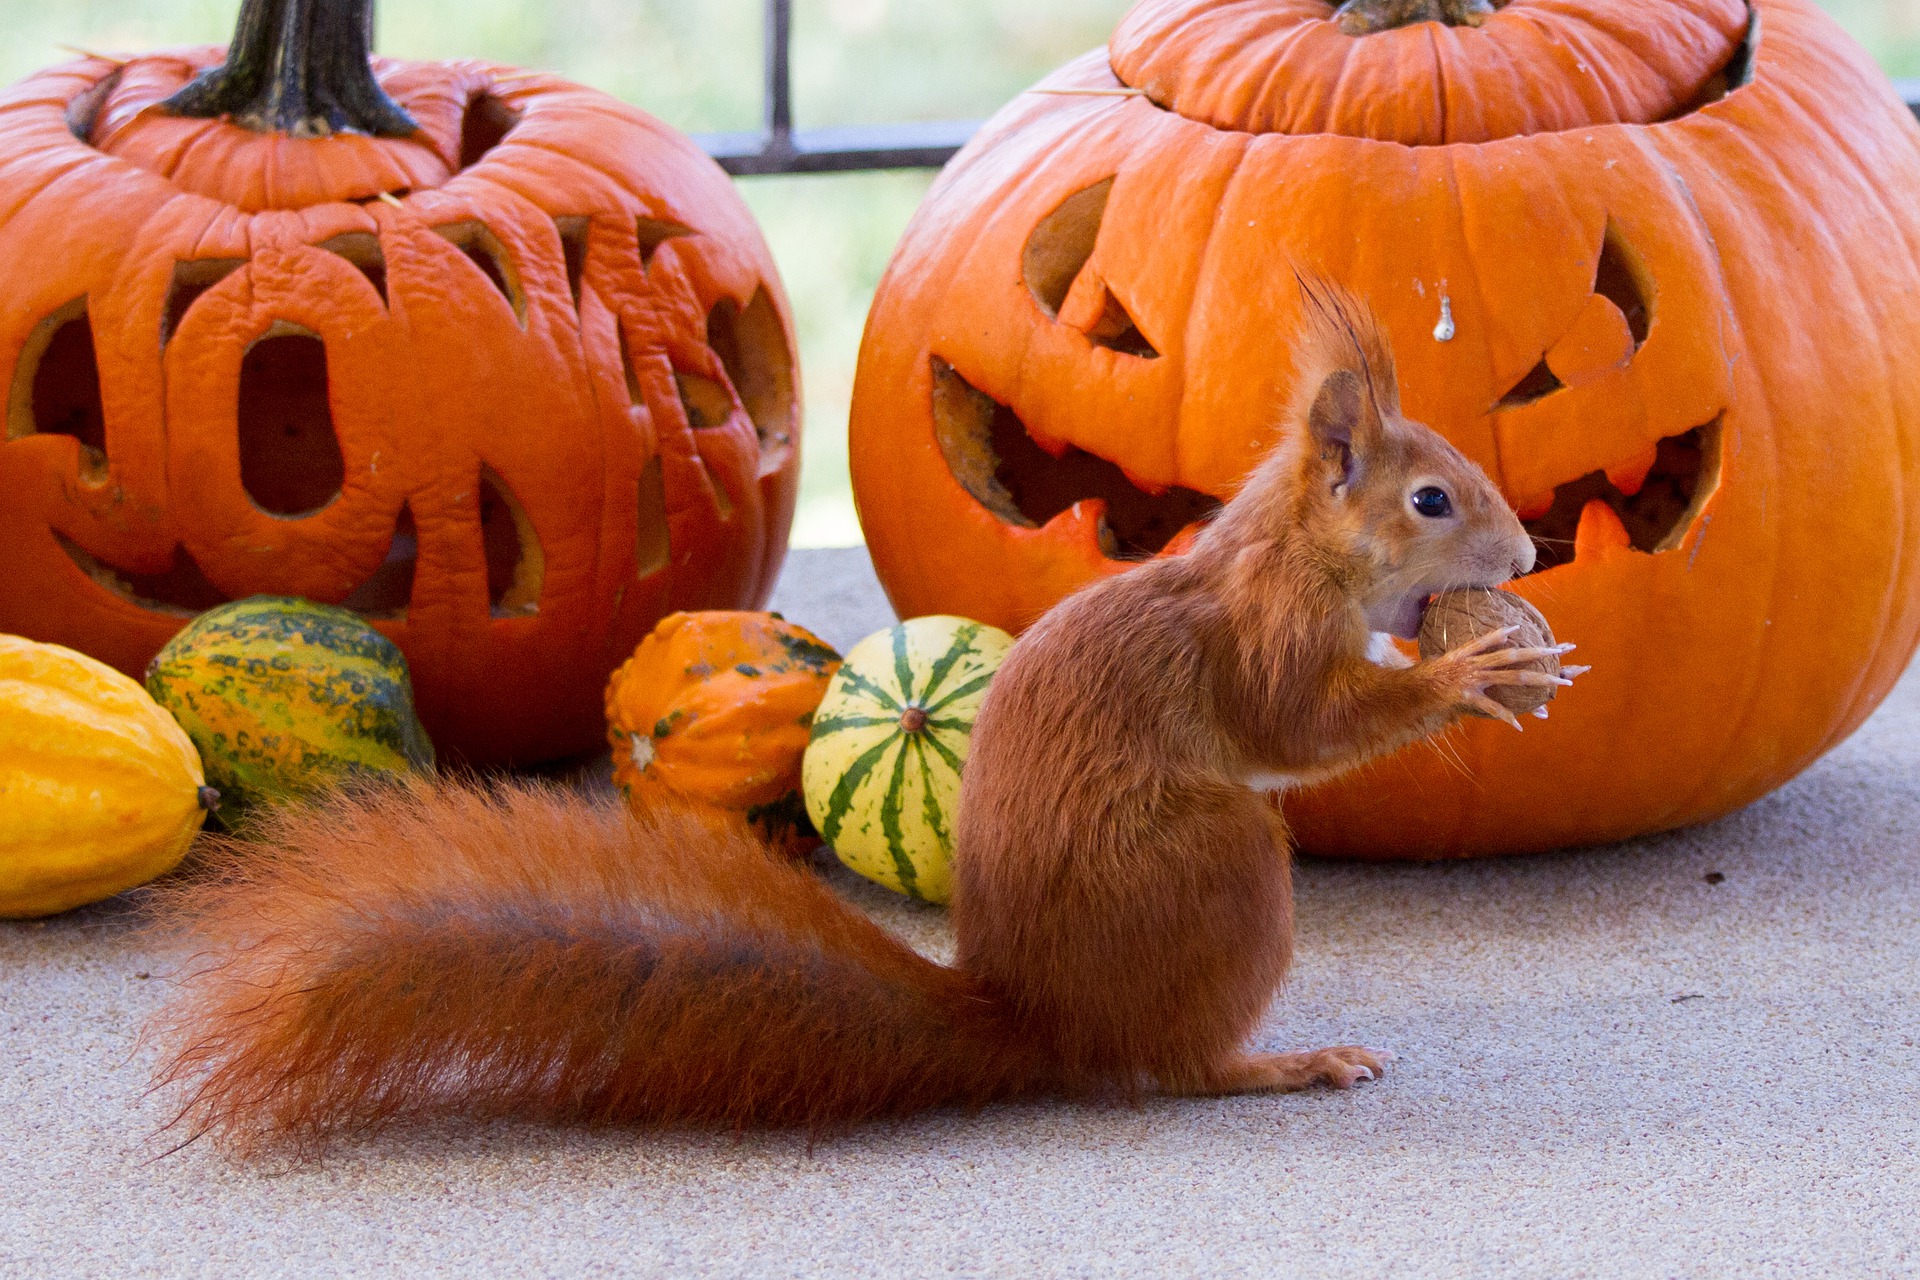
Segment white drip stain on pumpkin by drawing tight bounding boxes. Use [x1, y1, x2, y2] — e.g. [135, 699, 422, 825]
[1433, 295, 1456, 343]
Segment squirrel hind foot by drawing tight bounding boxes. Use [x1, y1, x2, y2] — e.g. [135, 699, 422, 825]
[1165, 1046, 1389, 1097]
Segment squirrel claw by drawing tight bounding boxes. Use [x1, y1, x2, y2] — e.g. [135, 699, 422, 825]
[1532, 706, 1550, 720]
[1465, 693, 1524, 730]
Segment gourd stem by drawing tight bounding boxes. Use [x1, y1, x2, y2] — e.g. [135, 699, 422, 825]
[160, 0, 417, 138]
[1333, 0, 1504, 35]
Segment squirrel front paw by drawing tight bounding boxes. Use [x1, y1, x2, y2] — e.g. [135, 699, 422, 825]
[1428, 626, 1581, 730]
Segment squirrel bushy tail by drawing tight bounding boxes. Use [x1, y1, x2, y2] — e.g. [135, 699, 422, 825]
[151, 780, 1049, 1156]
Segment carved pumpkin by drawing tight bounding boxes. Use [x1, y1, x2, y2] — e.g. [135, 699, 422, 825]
[0, 0, 800, 766]
[849, 0, 1920, 855]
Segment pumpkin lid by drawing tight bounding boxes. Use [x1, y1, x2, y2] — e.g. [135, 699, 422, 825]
[1108, 0, 1754, 145]
[80, 50, 472, 211]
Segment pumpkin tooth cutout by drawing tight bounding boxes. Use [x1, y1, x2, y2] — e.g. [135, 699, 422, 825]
[930, 357, 1220, 559]
[55, 536, 228, 616]
[162, 259, 245, 345]
[7, 298, 107, 483]
[431, 222, 525, 324]
[1519, 419, 1721, 574]
[237, 326, 344, 518]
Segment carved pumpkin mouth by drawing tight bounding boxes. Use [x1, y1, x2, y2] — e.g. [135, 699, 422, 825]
[55, 468, 546, 621]
[1517, 418, 1722, 575]
[933, 352, 1721, 576]
[930, 357, 1222, 559]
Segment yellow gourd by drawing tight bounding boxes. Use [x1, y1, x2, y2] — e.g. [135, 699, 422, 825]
[0, 636, 215, 917]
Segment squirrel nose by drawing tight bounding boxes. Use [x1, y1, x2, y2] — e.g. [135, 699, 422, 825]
[1511, 537, 1538, 578]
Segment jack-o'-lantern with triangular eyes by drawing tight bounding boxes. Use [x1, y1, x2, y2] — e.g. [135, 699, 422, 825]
[851, 0, 1920, 855]
[0, 0, 800, 766]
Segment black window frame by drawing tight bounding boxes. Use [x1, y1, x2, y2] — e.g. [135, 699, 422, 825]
[694, 3, 1920, 176]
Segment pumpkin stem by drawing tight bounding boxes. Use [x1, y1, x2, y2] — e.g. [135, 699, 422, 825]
[1333, 0, 1505, 35]
[159, 0, 417, 138]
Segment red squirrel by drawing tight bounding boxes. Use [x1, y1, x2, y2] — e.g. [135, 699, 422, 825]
[152, 279, 1574, 1155]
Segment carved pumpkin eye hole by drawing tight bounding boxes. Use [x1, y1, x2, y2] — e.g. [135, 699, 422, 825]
[7, 297, 108, 482]
[636, 217, 696, 271]
[553, 216, 589, 311]
[1594, 227, 1650, 350]
[432, 222, 526, 324]
[340, 504, 418, 619]
[615, 320, 675, 580]
[706, 288, 797, 474]
[675, 371, 736, 430]
[238, 325, 344, 517]
[1024, 179, 1111, 316]
[164, 259, 245, 344]
[1022, 177, 1159, 359]
[480, 468, 545, 617]
[1496, 226, 1653, 408]
[316, 232, 388, 305]
[1496, 358, 1565, 409]
[931, 357, 1219, 559]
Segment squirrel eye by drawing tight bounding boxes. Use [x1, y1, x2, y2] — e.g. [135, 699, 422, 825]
[1411, 486, 1453, 519]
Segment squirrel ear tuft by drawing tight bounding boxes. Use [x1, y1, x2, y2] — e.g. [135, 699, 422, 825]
[1307, 368, 1368, 489]
[1308, 368, 1363, 448]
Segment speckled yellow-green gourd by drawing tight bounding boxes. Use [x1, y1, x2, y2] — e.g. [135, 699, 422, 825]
[0, 635, 216, 916]
[801, 616, 1013, 904]
[145, 598, 435, 820]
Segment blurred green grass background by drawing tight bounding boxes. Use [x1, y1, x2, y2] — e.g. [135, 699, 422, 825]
[4, 0, 1912, 545]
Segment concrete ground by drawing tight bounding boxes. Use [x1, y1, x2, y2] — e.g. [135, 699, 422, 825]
[1, 546, 1916, 1278]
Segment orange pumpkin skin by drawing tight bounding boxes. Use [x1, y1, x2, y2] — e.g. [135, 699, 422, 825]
[606, 611, 840, 851]
[0, 42, 799, 767]
[849, 0, 1920, 855]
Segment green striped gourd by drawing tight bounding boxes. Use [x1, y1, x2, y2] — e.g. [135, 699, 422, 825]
[802, 616, 1013, 904]
[145, 598, 435, 820]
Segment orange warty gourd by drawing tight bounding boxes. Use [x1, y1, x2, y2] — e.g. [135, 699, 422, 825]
[849, 0, 1920, 856]
[0, 0, 800, 767]
[606, 611, 840, 851]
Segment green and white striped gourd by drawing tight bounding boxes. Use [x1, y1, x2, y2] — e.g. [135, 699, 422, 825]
[801, 615, 1014, 904]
